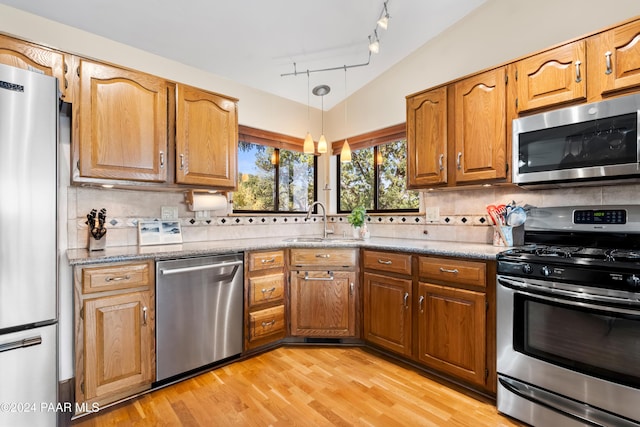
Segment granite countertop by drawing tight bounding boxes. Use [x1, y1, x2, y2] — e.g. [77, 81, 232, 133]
[66, 236, 506, 265]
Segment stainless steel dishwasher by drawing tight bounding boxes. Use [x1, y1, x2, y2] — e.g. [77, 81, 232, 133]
[156, 253, 243, 382]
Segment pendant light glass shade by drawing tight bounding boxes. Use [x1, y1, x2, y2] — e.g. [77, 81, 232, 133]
[303, 132, 315, 154]
[340, 139, 352, 163]
[317, 134, 327, 153]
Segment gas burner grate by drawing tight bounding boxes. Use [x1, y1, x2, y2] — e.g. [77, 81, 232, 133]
[534, 246, 584, 258]
[605, 249, 640, 262]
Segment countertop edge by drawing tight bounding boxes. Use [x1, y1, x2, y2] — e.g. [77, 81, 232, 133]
[66, 237, 505, 266]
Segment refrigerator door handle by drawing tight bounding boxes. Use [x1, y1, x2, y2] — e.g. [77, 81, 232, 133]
[0, 335, 42, 353]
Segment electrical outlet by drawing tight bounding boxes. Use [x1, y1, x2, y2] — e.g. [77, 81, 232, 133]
[195, 210, 210, 219]
[161, 206, 179, 220]
[426, 206, 440, 223]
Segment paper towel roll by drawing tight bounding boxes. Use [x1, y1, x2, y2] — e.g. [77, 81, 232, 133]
[188, 193, 228, 211]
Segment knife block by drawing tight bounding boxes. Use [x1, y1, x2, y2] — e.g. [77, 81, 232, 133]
[88, 233, 107, 251]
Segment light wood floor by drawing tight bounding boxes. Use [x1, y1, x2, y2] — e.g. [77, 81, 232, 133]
[73, 346, 523, 426]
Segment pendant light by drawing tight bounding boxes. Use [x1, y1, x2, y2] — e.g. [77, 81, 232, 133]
[341, 67, 352, 163]
[312, 84, 330, 154]
[303, 71, 315, 154]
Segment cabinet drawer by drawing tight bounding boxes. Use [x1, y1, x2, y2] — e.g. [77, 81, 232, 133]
[418, 257, 486, 288]
[363, 250, 412, 276]
[290, 249, 356, 268]
[82, 260, 153, 294]
[248, 250, 285, 272]
[249, 305, 285, 340]
[249, 273, 284, 307]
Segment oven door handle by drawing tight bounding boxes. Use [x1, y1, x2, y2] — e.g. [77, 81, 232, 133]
[498, 275, 640, 315]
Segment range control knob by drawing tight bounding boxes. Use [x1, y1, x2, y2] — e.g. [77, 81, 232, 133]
[627, 274, 640, 287]
[541, 265, 552, 277]
[522, 264, 532, 274]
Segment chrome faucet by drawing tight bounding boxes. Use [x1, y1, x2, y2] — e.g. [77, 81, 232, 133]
[306, 201, 333, 239]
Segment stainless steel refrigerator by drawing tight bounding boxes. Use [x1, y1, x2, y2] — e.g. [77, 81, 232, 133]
[0, 63, 58, 426]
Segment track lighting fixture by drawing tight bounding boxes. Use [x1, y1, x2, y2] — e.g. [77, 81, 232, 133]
[312, 84, 330, 154]
[303, 71, 315, 154]
[368, 30, 380, 54]
[377, 1, 390, 30]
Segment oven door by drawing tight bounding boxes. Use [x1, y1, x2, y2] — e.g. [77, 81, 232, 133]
[497, 275, 640, 426]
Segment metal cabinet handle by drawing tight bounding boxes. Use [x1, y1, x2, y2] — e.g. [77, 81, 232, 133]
[456, 152, 462, 170]
[575, 60, 582, 83]
[438, 154, 444, 171]
[304, 271, 334, 281]
[377, 259, 392, 265]
[261, 258, 275, 264]
[0, 336, 42, 353]
[159, 151, 165, 168]
[105, 275, 131, 282]
[350, 282, 354, 296]
[261, 287, 276, 294]
[439, 267, 459, 274]
[261, 320, 276, 328]
[419, 295, 425, 313]
[142, 306, 147, 326]
[179, 153, 185, 170]
[605, 51, 612, 75]
[403, 292, 409, 309]
[315, 254, 331, 258]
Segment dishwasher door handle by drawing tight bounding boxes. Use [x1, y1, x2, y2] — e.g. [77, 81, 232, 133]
[160, 260, 243, 276]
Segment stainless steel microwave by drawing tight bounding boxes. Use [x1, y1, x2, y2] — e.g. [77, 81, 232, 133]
[512, 94, 640, 187]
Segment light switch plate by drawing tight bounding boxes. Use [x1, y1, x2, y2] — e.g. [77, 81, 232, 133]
[161, 206, 179, 220]
[426, 206, 440, 223]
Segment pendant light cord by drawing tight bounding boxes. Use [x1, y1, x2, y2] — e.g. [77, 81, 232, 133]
[307, 70, 310, 133]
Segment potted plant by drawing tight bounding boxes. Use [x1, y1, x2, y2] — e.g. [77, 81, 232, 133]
[347, 206, 369, 239]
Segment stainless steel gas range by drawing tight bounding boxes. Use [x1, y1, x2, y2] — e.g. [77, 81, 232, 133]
[496, 205, 640, 427]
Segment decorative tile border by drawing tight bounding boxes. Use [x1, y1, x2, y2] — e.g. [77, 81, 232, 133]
[77, 214, 492, 230]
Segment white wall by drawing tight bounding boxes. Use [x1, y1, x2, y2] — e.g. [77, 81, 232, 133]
[326, 0, 640, 140]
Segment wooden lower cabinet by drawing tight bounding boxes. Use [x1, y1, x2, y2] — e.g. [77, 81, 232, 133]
[245, 250, 286, 350]
[289, 270, 356, 337]
[417, 282, 487, 388]
[74, 260, 155, 410]
[363, 272, 412, 357]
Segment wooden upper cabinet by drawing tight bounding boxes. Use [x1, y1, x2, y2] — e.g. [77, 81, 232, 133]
[514, 40, 586, 113]
[452, 67, 507, 183]
[406, 86, 448, 187]
[175, 85, 238, 189]
[588, 19, 640, 99]
[0, 34, 71, 101]
[75, 59, 169, 183]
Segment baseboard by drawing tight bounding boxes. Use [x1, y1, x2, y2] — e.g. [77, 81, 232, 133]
[57, 377, 74, 427]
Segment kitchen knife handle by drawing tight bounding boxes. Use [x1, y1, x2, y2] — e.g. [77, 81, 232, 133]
[605, 51, 612, 75]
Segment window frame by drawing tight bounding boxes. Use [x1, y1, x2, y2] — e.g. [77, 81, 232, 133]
[234, 126, 318, 214]
[333, 123, 418, 214]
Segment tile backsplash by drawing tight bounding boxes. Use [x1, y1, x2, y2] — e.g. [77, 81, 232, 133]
[67, 182, 640, 250]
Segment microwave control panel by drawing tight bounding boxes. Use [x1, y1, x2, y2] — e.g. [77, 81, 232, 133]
[574, 209, 627, 224]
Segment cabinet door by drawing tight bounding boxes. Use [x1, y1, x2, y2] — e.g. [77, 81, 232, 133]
[82, 291, 154, 405]
[453, 68, 507, 183]
[289, 271, 356, 337]
[417, 282, 486, 387]
[406, 86, 447, 187]
[588, 19, 640, 98]
[515, 40, 586, 112]
[364, 272, 412, 356]
[76, 59, 169, 182]
[176, 84, 238, 188]
[0, 34, 71, 100]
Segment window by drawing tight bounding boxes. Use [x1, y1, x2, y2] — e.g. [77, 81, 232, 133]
[335, 124, 419, 213]
[234, 126, 316, 213]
